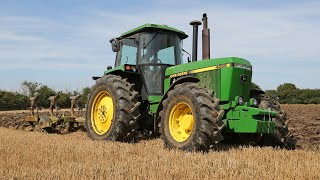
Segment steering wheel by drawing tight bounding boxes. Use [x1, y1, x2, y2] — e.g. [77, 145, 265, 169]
[151, 58, 162, 64]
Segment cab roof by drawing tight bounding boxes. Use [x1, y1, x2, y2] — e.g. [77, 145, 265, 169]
[120, 23, 188, 39]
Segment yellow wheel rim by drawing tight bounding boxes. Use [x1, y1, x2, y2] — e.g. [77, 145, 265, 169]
[91, 91, 114, 135]
[169, 102, 194, 142]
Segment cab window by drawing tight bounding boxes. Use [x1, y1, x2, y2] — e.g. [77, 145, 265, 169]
[138, 32, 182, 65]
[117, 39, 137, 65]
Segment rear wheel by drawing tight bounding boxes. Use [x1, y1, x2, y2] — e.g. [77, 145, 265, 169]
[160, 82, 225, 151]
[258, 96, 296, 149]
[85, 75, 141, 141]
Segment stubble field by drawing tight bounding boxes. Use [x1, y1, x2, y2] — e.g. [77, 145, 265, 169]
[0, 104, 320, 179]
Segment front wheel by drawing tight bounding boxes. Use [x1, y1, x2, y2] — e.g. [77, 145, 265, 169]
[160, 82, 225, 151]
[85, 75, 141, 141]
[258, 96, 296, 149]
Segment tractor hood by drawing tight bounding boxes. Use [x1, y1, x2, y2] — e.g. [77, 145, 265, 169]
[165, 57, 252, 78]
[165, 57, 253, 102]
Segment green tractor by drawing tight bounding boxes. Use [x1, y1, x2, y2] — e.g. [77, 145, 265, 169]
[85, 13, 295, 151]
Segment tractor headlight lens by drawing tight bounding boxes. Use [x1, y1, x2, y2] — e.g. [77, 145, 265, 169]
[249, 98, 258, 107]
[235, 96, 244, 105]
[234, 63, 252, 71]
[238, 97, 244, 105]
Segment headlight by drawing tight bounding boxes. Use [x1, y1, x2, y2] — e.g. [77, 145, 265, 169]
[233, 63, 252, 71]
[235, 96, 244, 105]
[249, 98, 258, 107]
[239, 97, 244, 105]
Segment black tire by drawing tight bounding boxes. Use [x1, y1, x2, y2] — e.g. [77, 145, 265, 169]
[85, 75, 141, 141]
[238, 133, 262, 146]
[160, 82, 225, 151]
[258, 96, 296, 149]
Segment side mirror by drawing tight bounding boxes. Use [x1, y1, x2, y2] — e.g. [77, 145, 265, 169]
[110, 38, 120, 52]
[107, 66, 112, 70]
[182, 49, 192, 63]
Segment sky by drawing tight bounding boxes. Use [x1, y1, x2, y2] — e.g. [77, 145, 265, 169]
[0, 0, 320, 92]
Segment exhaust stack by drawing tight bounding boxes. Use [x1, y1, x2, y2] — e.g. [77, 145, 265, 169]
[190, 20, 202, 62]
[202, 13, 210, 60]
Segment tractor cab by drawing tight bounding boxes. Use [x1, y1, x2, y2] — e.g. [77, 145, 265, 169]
[110, 24, 188, 96]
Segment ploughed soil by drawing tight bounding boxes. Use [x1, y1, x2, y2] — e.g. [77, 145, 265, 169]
[0, 105, 319, 150]
[282, 104, 320, 149]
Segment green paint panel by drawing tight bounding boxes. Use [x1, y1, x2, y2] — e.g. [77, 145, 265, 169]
[195, 70, 219, 96]
[150, 103, 159, 114]
[164, 78, 171, 93]
[164, 57, 252, 101]
[223, 104, 277, 133]
[120, 23, 188, 39]
[148, 95, 162, 103]
[148, 96, 162, 113]
[226, 119, 275, 133]
[104, 65, 125, 75]
[220, 67, 252, 102]
[165, 57, 251, 76]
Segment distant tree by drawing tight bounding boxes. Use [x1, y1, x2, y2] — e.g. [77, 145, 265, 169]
[298, 89, 320, 104]
[276, 83, 298, 103]
[264, 83, 320, 104]
[265, 90, 278, 97]
[304, 97, 320, 104]
[0, 90, 29, 110]
[21, 81, 40, 97]
[77, 87, 91, 109]
[57, 91, 71, 109]
[82, 87, 91, 99]
[35, 85, 56, 108]
[277, 83, 298, 93]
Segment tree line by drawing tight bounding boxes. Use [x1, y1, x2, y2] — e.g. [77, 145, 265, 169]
[247, 82, 320, 104]
[0, 81, 91, 111]
[1, 81, 320, 111]
[265, 83, 320, 104]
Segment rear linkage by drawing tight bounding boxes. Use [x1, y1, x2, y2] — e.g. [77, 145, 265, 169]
[23, 95, 86, 134]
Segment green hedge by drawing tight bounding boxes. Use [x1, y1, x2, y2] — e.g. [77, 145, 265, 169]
[0, 91, 30, 110]
[265, 83, 320, 104]
[0, 81, 91, 110]
[1, 81, 318, 111]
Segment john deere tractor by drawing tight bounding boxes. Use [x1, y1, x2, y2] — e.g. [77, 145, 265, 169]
[85, 13, 295, 151]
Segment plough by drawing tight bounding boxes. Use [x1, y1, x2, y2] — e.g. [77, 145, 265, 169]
[23, 95, 85, 134]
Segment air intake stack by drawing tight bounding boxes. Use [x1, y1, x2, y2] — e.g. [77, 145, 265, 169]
[202, 13, 210, 60]
[190, 20, 202, 62]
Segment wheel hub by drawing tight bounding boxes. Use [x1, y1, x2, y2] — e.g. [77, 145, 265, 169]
[181, 114, 193, 130]
[98, 105, 109, 123]
[169, 102, 194, 142]
[91, 91, 114, 135]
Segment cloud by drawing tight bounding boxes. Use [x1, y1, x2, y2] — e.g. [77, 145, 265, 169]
[0, 1, 319, 90]
[0, 15, 113, 71]
[0, 32, 45, 41]
[93, 1, 320, 62]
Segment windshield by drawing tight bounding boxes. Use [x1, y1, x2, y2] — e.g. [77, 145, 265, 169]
[116, 38, 138, 66]
[139, 32, 182, 65]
